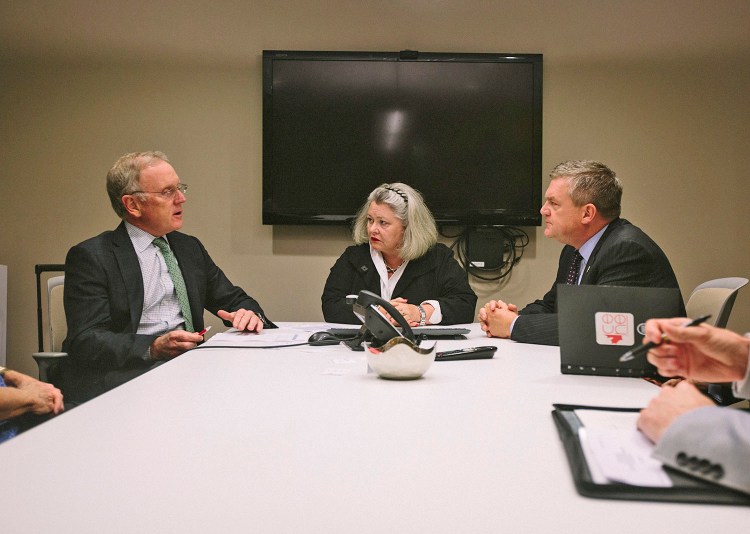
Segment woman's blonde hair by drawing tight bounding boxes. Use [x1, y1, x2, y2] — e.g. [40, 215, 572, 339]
[351, 183, 437, 260]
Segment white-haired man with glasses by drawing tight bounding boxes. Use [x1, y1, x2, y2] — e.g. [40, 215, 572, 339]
[60, 151, 274, 403]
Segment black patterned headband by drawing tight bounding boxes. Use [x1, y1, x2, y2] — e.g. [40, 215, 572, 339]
[384, 185, 408, 204]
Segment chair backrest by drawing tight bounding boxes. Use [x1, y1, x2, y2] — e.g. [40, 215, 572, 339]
[35, 263, 66, 351]
[48, 276, 66, 352]
[686, 277, 748, 328]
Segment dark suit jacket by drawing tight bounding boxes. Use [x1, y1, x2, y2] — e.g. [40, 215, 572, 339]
[511, 218, 684, 346]
[322, 243, 477, 324]
[61, 222, 271, 402]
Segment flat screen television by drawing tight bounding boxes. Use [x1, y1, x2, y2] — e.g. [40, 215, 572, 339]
[262, 50, 543, 227]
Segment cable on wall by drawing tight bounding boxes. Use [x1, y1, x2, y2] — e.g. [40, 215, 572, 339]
[442, 226, 530, 282]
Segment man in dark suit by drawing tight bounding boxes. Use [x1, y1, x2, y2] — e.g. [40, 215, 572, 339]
[61, 151, 273, 402]
[478, 160, 683, 346]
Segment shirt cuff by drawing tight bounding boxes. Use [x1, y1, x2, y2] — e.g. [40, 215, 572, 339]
[423, 300, 442, 324]
[731, 333, 750, 399]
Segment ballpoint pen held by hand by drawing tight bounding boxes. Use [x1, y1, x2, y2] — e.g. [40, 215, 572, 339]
[619, 314, 712, 362]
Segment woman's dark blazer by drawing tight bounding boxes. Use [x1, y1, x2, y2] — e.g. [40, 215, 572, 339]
[322, 243, 477, 324]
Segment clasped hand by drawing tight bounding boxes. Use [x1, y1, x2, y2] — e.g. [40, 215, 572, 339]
[380, 298, 430, 327]
[21, 380, 65, 415]
[8, 371, 64, 415]
[478, 299, 518, 338]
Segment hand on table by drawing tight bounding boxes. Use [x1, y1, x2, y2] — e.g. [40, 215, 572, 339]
[218, 308, 265, 333]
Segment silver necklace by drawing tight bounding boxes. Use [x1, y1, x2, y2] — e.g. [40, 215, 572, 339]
[385, 262, 403, 274]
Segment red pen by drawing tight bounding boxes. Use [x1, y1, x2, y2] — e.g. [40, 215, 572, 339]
[198, 326, 212, 336]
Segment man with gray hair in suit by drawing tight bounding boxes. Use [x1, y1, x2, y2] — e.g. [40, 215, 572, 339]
[479, 160, 683, 346]
[61, 151, 273, 403]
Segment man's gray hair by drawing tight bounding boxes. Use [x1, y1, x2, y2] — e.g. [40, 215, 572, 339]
[550, 160, 622, 220]
[106, 151, 171, 219]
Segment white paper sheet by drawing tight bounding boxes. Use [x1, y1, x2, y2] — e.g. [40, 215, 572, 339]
[202, 327, 310, 347]
[574, 409, 673, 487]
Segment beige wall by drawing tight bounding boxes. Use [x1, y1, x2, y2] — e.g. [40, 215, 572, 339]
[1, 1, 749, 376]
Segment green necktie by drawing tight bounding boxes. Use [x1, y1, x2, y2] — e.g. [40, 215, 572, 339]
[153, 237, 194, 332]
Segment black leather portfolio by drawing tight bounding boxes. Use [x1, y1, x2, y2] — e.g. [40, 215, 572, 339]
[552, 404, 750, 506]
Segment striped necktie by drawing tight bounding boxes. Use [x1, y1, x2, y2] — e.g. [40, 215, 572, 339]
[152, 237, 194, 332]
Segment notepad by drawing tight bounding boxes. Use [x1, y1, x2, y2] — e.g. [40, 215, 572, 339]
[551, 403, 750, 505]
[575, 410, 672, 487]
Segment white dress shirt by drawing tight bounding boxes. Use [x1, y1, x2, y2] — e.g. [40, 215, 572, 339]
[369, 246, 443, 324]
[126, 222, 185, 335]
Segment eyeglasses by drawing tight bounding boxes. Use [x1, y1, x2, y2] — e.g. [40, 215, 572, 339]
[129, 183, 188, 199]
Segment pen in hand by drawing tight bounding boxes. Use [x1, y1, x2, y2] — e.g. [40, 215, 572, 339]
[619, 314, 712, 362]
[198, 326, 212, 337]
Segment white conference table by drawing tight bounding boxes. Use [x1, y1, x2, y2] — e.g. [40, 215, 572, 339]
[1, 323, 745, 532]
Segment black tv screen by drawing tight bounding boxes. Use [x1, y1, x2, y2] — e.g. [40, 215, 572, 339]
[262, 50, 543, 226]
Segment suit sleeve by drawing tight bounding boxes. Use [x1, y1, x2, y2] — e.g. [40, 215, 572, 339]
[653, 406, 750, 496]
[511, 249, 569, 345]
[194, 239, 271, 326]
[321, 250, 362, 324]
[510, 314, 560, 346]
[512, 281, 561, 345]
[518, 285, 558, 316]
[432, 246, 477, 325]
[63, 243, 155, 371]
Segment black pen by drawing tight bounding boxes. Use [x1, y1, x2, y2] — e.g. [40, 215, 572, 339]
[619, 314, 712, 362]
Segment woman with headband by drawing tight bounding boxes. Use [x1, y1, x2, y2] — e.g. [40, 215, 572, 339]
[322, 183, 477, 326]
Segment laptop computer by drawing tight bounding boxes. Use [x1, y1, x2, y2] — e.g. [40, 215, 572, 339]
[557, 284, 682, 377]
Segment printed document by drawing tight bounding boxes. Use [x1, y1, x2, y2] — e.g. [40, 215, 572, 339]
[575, 409, 673, 487]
